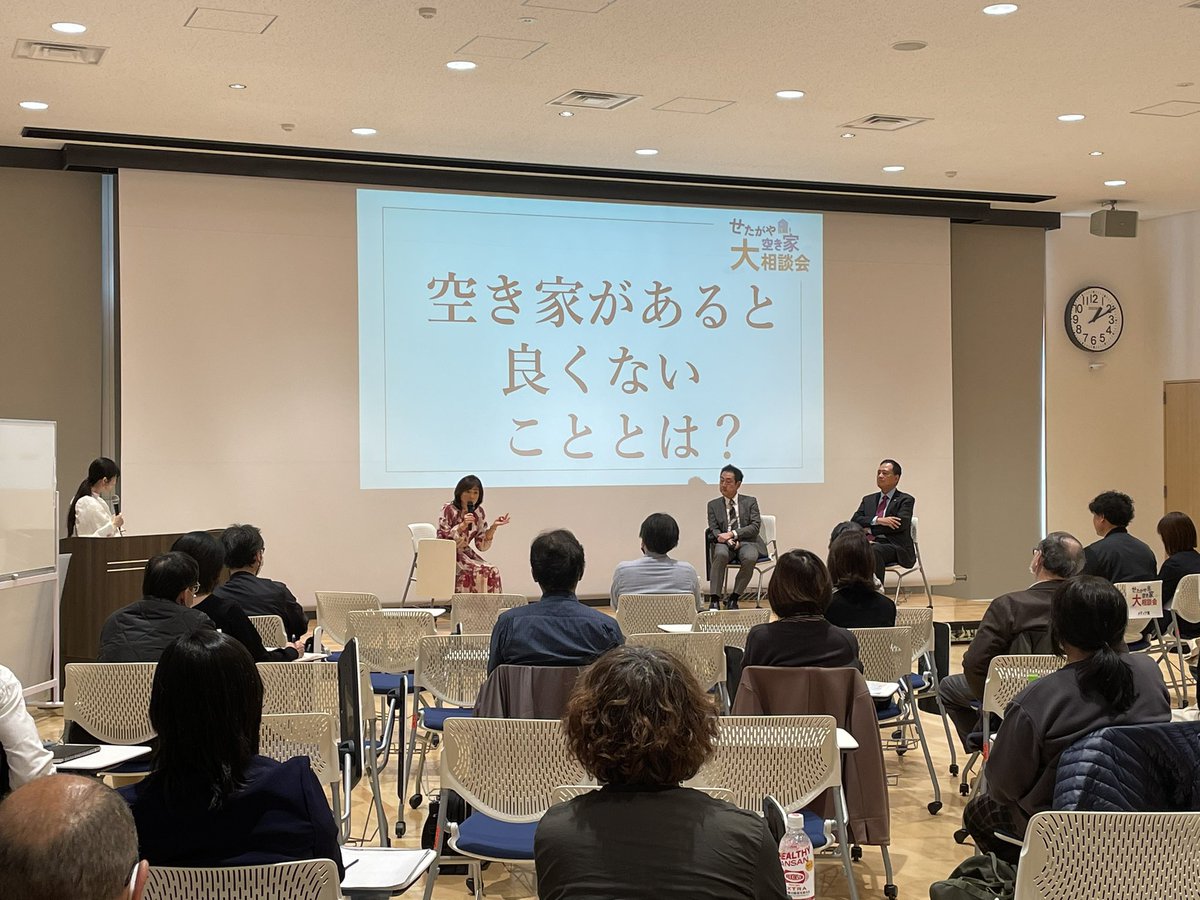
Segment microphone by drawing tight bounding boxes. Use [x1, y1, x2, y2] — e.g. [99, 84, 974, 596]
[465, 500, 476, 530]
[112, 494, 121, 514]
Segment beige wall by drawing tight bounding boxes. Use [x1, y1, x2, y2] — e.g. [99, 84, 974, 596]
[0, 168, 104, 533]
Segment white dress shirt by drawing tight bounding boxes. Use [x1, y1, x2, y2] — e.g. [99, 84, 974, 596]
[0, 665, 54, 789]
[73, 493, 118, 537]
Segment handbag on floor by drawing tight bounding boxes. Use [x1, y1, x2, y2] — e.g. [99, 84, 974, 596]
[928, 852, 1015, 900]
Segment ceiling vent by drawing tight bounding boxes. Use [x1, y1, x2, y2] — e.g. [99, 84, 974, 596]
[842, 113, 930, 131]
[549, 89, 640, 111]
[13, 39, 107, 65]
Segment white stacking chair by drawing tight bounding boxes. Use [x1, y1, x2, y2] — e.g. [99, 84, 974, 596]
[249, 614, 289, 650]
[895, 606, 959, 774]
[259, 712, 339, 792]
[693, 715, 859, 900]
[1115, 580, 1188, 706]
[144, 859, 341, 900]
[752, 514, 780, 603]
[312, 591, 380, 655]
[449, 592, 528, 634]
[626, 630, 730, 712]
[1168, 573, 1200, 689]
[63, 662, 157, 777]
[614, 593, 698, 636]
[551, 784, 734, 803]
[695, 607, 770, 650]
[1013, 810, 1200, 899]
[884, 515, 933, 608]
[401, 523, 437, 604]
[850, 625, 942, 814]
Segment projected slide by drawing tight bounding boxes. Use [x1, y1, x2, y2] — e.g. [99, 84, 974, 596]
[357, 190, 823, 488]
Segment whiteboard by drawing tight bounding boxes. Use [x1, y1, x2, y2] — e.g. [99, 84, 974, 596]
[0, 419, 57, 578]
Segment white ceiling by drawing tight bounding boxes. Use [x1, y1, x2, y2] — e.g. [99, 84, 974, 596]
[3, 0, 1199, 218]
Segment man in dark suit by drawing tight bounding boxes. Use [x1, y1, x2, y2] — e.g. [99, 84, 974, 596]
[210, 524, 309, 641]
[851, 459, 916, 583]
[1082, 490, 1157, 585]
[706, 464, 767, 610]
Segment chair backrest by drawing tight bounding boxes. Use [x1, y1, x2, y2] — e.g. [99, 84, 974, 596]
[440, 717, 588, 823]
[144, 859, 341, 900]
[909, 515, 920, 544]
[1013, 811, 1200, 900]
[551, 784, 734, 804]
[1114, 580, 1164, 643]
[408, 522, 437, 551]
[258, 660, 341, 721]
[760, 514, 777, 550]
[848, 626, 912, 683]
[416, 634, 491, 708]
[625, 631, 726, 691]
[249, 614, 289, 649]
[63, 662, 157, 744]
[981, 654, 1065, 718]
[614, 593, 698, 635]
[693, 714, 840, 813]
[313, 591, 381, 647]
[895, 607, 934, 661]
[1175, 574, 1200, 626]
[345, 608, 436, 675]
[259, 712, 339, 787]
[450, 593, 528, 634]
[414, 538, 457, 599]
[696, 608, 770, 649]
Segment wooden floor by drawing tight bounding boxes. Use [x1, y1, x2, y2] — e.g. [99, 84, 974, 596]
[34, 599, 986, 899]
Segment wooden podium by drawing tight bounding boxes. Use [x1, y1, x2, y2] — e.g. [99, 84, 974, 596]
[59, 532, 191, 678]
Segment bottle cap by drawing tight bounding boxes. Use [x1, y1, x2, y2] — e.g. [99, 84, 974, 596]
[786, 811, 806, 831]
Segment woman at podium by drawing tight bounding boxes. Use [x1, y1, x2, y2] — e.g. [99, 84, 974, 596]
[67, 457, 124, 537]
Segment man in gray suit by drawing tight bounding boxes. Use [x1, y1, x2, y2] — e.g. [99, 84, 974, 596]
[706, 464, 767, 610]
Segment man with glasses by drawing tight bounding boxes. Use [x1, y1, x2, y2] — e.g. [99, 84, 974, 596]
[0, 774, 148, 900]
[706, 465, 767, 610]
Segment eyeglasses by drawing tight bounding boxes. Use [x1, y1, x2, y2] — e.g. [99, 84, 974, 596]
[188, 582, 201, 594]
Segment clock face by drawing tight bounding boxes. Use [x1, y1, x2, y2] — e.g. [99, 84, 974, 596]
[1065, 286, 1123, 353]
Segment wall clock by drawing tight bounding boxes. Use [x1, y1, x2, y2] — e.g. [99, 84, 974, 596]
[1065, 286, 1123, 352]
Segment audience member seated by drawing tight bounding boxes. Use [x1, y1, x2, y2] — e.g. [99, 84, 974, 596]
[98, 552, 215, 662]
[0, 774, 148, 900]
[535, 645, 787, 900]
[0, 664, 54, 795]
[488, 529, 624, 673]
[825, 529, 897, 629]
[119, 631, 343, 876]
[609, 512, 702, 611]
[741, 549, 862, 672]
[175, 531, 305, 662]
[211, 524, 308, 641]
[937, 532, 1085, 748]
[962, 576, 1170, 863]
[1156, 511, 1200, 639]
[1082, 490, 1157, 584]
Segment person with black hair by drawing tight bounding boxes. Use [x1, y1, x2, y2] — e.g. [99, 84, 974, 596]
[437, 475, 511, 594]
[609, 513, 702, 611]
[1156, 512, 1200, 640]
[705, 465, 767, 610]
[825, 529, 897, 629]
[175, 531, 305, 662]
[68, 457, 124, 537]
[962, 576, 1170, 861]
[1082, 490, 1157, 584]
[97, 551, 215, 663]
[850, 459, 916, 583]
[209, 524, 308, 641]
[488, 530, 623, 673]
[119, 631, 343, 875]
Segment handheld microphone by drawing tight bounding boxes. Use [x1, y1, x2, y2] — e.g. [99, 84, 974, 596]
[466, 500, 476, 527]
[112, 494, 121, 514]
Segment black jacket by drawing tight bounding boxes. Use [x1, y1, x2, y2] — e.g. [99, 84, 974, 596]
[1082, 528, 1157, 585]
[97, 596, 215, 663]
[211, 572, 308, 640]
[851, 490, 916, 567]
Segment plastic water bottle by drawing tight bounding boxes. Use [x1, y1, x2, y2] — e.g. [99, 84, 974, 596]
[778, 811, 815, 898]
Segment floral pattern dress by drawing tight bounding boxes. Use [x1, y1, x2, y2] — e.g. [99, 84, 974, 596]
[437, 502, 503, 594]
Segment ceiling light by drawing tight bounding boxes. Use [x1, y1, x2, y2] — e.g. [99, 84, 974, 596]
[18, 100, 49, 110]
[228, 83, 247, 90]
[558, 111, 574, 117]
[635, 148, 659, 156]
[840, 132, 856, 139]
[351, 127, 377, 136]
[1089, 150, 1104, 157]
[982, 4, 1019, 15]
[446, 60, 477, 70]
[51, 21, 87, 34]
[882, 165, 905, 172]
[775, 89, 805, 99]
[1104, 180, 1127, 187]
[891, 40, 928, 51]
[520, 16, 536, 23]
[1057, 113, 1085, 122]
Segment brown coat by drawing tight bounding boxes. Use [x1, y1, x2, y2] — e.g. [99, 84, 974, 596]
[473, 664, 584, 719]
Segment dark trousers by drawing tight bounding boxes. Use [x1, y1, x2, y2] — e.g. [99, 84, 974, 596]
[871, 542, 902, 583]
[963, 791, 1025, 865]
[937, 673, 983, 750]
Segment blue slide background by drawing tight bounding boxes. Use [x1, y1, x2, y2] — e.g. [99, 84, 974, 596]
[358, 190, 823, 488]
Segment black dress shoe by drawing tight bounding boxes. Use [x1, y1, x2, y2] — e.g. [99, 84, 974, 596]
[725, 594, 740, 610]
[708, 596, 721, 611]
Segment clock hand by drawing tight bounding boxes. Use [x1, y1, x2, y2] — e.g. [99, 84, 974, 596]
[1088, 306, 1106, 324]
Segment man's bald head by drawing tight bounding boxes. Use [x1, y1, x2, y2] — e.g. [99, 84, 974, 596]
[0, 774, 142, 900]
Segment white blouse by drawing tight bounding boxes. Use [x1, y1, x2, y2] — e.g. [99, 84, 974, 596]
[0, 665, 54, 788]
[73, 493, 118, 537]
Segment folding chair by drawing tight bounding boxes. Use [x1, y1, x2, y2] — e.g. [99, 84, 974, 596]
[401, 523, 437, 604]
[449, 593, 528, 635]
[884, 515, 933, 608]
[695, 607, 770, 650]
[249, 614, 289, 650]
[850, 625, 943, 814]
[752, 514, 779, 603]
[626, 630, 730, 712]
[614, 593, 697, 635]
[421, 717, 588, 900]
[144, 859, 341, 900]
[312, 591, 380, 655]
[895, 606, 959, 776]
[1115, 580, 1188, 707]
[62, 662, 157, 774]
[551, 784, 734, 803]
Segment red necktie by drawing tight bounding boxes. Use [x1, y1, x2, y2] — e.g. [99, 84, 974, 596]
[875, 493, 889, 518]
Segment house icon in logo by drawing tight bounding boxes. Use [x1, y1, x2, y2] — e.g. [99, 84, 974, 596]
[778, 219, 791, 234]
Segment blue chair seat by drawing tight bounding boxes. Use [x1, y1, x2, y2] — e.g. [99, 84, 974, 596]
[1127, 638, 1151, 653]
[324, 650, 341, 662]
[875, 700, 903, 720]
[904, 673, 928, 691]
[370, 672, 416, 694]
[452, 812, 537, 860]
[798, 808, 829, 850]
[422, 707, 474, 730]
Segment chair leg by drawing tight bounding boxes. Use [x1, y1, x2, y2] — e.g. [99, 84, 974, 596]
[471, 859, 484, 900]
[905, 690, 942, 813]
[421, 795, 450, 900]
[832, 789, 859, 900]
[411, 730, 433, 805]
[364, 718, 391, 847]
[402, 556, 418, 605]
[401, 680, 422, 815]
[880, 844, 897, 899]
[918, 562, 934, 609]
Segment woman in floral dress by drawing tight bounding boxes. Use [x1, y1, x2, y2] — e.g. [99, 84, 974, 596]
[437, 475, 511, 594]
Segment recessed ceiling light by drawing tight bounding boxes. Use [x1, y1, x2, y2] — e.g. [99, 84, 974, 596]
[1104, 180, 1127, 187]
[351, 127, 377, 136]
[635, 148, 659, 156]
[840, 132, 856, 139]
[1057, 113, 1085, 122]
[18, 100, 49, 110]
[228, 83, 247, 90]
[1089, 150, 1104, 157]
[446, 60, 477, 70]
[520, 16, 536, 23]
[891, 40, 928, 51]
[775, 89, 805, 99]
[882, 165, 905, 173]
[51, 21, 87, 34]
[558, 111, 574, 117]
[982, 4, 1019, 15]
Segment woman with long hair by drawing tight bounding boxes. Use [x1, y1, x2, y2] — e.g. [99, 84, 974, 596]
[118, 631, 342, 874]
[67, 457, 123, 537]
[825, 529, 897, 628]
[535, 646, 787, 899]
[436, 474, 510, 593]
[963, 576, 1170, 861]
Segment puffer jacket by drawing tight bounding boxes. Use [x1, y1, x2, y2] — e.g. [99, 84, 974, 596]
[97, 596, 215, 662]
[1052, 721, 1200, 812]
